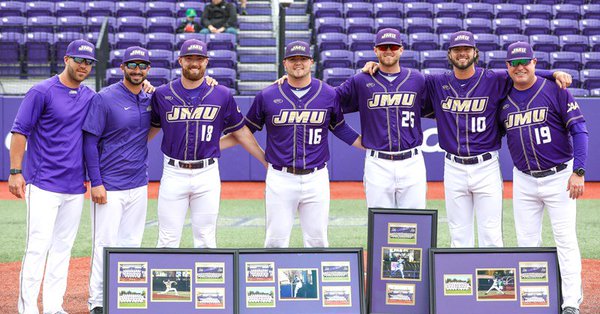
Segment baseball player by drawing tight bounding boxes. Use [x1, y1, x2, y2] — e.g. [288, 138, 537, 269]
[159, 280, 179, 296]
[8, 40, 97, 314]
[83, 46, 153, 314]
[293, 275, 303, 298]
[500, 41, 587, 314]
[485, 277, 504, 295]
[242, 41, 362, 248]
[151, 39, 266, 248]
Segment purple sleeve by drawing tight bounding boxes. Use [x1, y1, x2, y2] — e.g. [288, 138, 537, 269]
[569, 123, 588, 170]
[82, 94, 107, 136]
[150, 94, 161, 128]
[336, 76, 358, 113]
[222, 93, 244, 134]
[11, 89, 45, 136]
[329, 98, 359, 145]
[244, 92, 265, 132]
[83, 132, 103, 187]
[537, 69, 557, 81]
[422, 74, 435, 118]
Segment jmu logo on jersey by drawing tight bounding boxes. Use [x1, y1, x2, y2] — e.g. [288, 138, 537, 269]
[166, 105, 220, 122]
[272, 109, 326, 125]
[440, 97, 488, 114]
[504, 108, 548, 129]
[367, 92, 416, 109]
[567, 101, 580, 113]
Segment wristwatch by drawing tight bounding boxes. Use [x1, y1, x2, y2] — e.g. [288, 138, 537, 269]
[574, 168, 585, 177]
[10, 168, 22, 175]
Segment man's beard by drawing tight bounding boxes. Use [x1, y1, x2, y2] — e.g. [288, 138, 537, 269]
[124, 71, 146, 85]
[182, 66, 204, 81]
[67, 64, 89, 82]
[449, 55, 477, 70]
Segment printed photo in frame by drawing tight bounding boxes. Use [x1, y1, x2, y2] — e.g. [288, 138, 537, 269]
[117, 262, 148, 284]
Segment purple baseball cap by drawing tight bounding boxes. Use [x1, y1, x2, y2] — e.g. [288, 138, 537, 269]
[506, 41, 534, 61]
[65, 39, 97, 61]
[122, 46, 150, 64]
[179, 39, 208, 57]
[448, 31, 476, 49]
[284, 41, 311, 59]
[375, 28, 403, 47]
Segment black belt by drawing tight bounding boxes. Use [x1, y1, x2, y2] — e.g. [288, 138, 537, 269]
[523, 163, 568, 178]
[370, 149, 418, 161]
[272, 164, 326, 175]
[168, 158, 215, 169]
[445, 152, 492, 165]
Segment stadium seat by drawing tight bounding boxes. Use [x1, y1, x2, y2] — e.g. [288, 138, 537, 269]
[481, 0, 504, 5]
[434, 18, 462, 35]
[114, 32, 145, 49]
[55, 2, 84, 17]
[0, 32, 23, 73]
[534, 51, 550, 69]
[87, 16, 116, 33]
[464, 3, 494, 20]
[582, 4, 600, 20]
[146, 32, 175, 51]
[353, 50, 377, 68]
[581, 69, 600, 90]
[315, 17, 345, 34]
[323, 68, 354, 87]
[404, 3, 433, 19]
[580, 19, 600, 36]
[105, 68, 122, 85]
[117, 17, 146, 33]
[485, 50, 508, 69]
[464, 18, 493, 35]
[345, 17, 375, 34]
[374, 2, 403, 19]
[116, 1, 144, 18]
[551, 19, 579, 36]
[552, 4, 581, 20]
[320, 50, 354, 69]
[57, 16, 86, 33]
[494, 4, 522, 20]
[530, 34, 560, 53]
[145, 2, 176, 18]
[494, 18, 521, 35]
[348, 32, 376, 51]
[473, 34, 500, 52]
[550, 51, 582, 70]
[54, 32, 84, 60]
[582, 52, 600, 69]
[146, 67, 170, 86]
[375, 18, 403, 33]
[559, 35, 590, 53]
[25, 1, 55, 18]
[0, 16, 27, 33]
[568, 88, 589, 97]
[521, 19, 550, 36]
[147, 17, 176, 34]
[286, 2, 307, 16]
[405, 17, 434, 34]
[147, 49, 173, 68]
[434, 3, 463, 19]
[206, 68, 236, 89]
[176, 2, 205, 18]
[439, 33, 452, 50]
[533, 0, 559, 4]
[523, 4, 552, 20]
[85, 1, 115, 18]
[27, 16, 56, 33]
[0, 2, 26, 18]
[24, 32, 53, 75]
[399, 50, 420, 69]
[408, 33, 438, 51]
[108, 49, 125, 68]
[88, 32, 115, 45]
[422, 68, 449, 76]
[317, 33, 348, 51]
[207, 50, 237, 69]
[344, 2, 373, 18]
[556, 68, 580, 87]
[206, 33, 236, 51]
[313, 3, 343, 18]
[421, 50, 448, 69]
[590, 35, 600, 52]
[591, 88, 600, 97]
[499, 34, 529, 50]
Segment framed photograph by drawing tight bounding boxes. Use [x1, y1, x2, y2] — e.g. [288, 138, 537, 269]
[367, 208, 437, 314]
[238, 248, 365, 314]
[430, 248, 561, 314]
[104, 248, 236, 313]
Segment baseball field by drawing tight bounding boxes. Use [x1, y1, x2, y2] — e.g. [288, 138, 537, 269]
[0, 181, 599, 313]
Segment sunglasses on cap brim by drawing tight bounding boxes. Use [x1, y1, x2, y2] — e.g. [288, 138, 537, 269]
[124, 62, 150, 70]
[71, 57, 96, 65]
[508, 59, 533, 67]
[376, 45, 402, 52]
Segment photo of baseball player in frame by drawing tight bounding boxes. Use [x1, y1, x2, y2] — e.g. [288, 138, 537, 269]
[367, 208, 437, 314]
[380, 247, 423, 281]
[150, 268, 192, 302]
[430, 248, 561, 314]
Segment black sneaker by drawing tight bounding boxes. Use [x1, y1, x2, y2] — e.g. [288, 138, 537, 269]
[562, 307, 579, 314]
[90, 307, 103, 314]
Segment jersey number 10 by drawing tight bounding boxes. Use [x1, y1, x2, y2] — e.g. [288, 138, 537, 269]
[470, 117, 486, 133]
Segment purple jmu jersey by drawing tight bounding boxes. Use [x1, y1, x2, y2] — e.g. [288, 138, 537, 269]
[151, 78, 244, 160]
[337, 69, 426, 151]
[245, 79, 358, 170]
[500, 77, 585, 172]
[11, 75, 95, 194]
[82, 82, 151, 191]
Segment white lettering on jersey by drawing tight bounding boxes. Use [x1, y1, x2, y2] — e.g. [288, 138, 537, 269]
[272, 109, 326, 125]
[367, 92, 416, 108]
[166, 105, 220, 122]
[440, 97, 488, 113]
[504, 108, 548, 129]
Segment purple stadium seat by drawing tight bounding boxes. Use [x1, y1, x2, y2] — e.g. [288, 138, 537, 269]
[405, 17, 434, 34]
[315, 17, 345, 34]
[54, 32, 84, 59]
[105, 68, 122, 85]
[25, 1, 55, 18]
[375, 17, 403, 33]
[0, 16, 26, 33]
[374, 2, 403, 19]
[591, 88, 600, 97]
[434, 3, 463, 19]
[421, 50, 448, 69]
[582, 4, 600, 20]
[464, 18, 493, 35]
[581, 69, 600, 90]
[207, 50, 237, 69]
[438, 33, 452, 50]
[481, 0, 503, 4]
[323, 68, 354, 87]
[499, 34, 529, 50]
[422, 68, 449, 76]
[580, 20, 600, 36]
[582, 52, 600, 69]
[353, 50, 377, 68]
[57, 16, 86, 33]
[177, 2, 205, 19]
[408, 32, 438, 51]
[147, 67, 171, 86]
[87, 16, 115, 33]
[521, 19, 550, 36]
[523, 4, 552, 20]
[493, 18, 521, 36]
[485, 50, 508, 69]
[494, 4, 522, 20]
[87, 32, 114, 45]
[146, 32, 175, 51]
[115, 32, 145, 49]
[345, 17, 375, 34]
[116, 1, 144, 18]
[506, 0, 533, 4]
[464, 3, 494, 19]
[85, 1, 115, 18]
[404, 3, 433, 19]
[550, 51, 582, 70]
[55, 2, 84, 17]
[175, 33, 205, 50]
[535, 0, 559, 4]
[568, 88, 589, 97]
[552, 4, 581, 20]
[27, 16, 56, 33]
[559, 35, 590, 53]
[148, 49, 173, 68]
[147, 17, 176, 34]
[551, 19, 579, 36]
[206, 33, 236, 51]
[0, 32, 23, 64]
[473, 34, 500, 52]
[317, 33, 348, 51]
[320, 50, 354, 69]
[534, 51, 550, 69]
[117, 16, 146, 33]
[109, 49, 125, 67]
[24, 32, 53, 65]
[399, 50, 420, 69]
[434, 18, 462, 35]
[0, 2, 26, 17]
[344, 2, 373, 18]
[145, 2, 176, 18]
[206, 68, 236, 89]
[313, 3, 343, 18]
[530, 34, 560, 53]
[591, 35, 600, 52]
[348, 32, 376, 51]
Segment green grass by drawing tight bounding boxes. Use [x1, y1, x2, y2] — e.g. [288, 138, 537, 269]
[1, 199, 599, 263]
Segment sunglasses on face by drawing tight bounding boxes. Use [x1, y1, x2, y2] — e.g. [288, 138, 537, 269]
[508, 59, 532, 67]
[377, 45, 401, 52]
[125, 62, 150, 70]
[72, 57, 95, 66]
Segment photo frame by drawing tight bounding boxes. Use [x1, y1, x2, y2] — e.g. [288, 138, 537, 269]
[367, 208, 437, 314]
[430, 248, 561, 314]
[238, 248, 365, 314]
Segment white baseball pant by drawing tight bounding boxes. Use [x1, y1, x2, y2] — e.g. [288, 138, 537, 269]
[364, 148, 427, 209]
[157, 156, 221, 248]
[264, 164, 330, 248]
[444, 151, 504, 247]
[513, 160, 582, 310]
[88, 185, 148, 310]
[18, 184, 84, 314]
